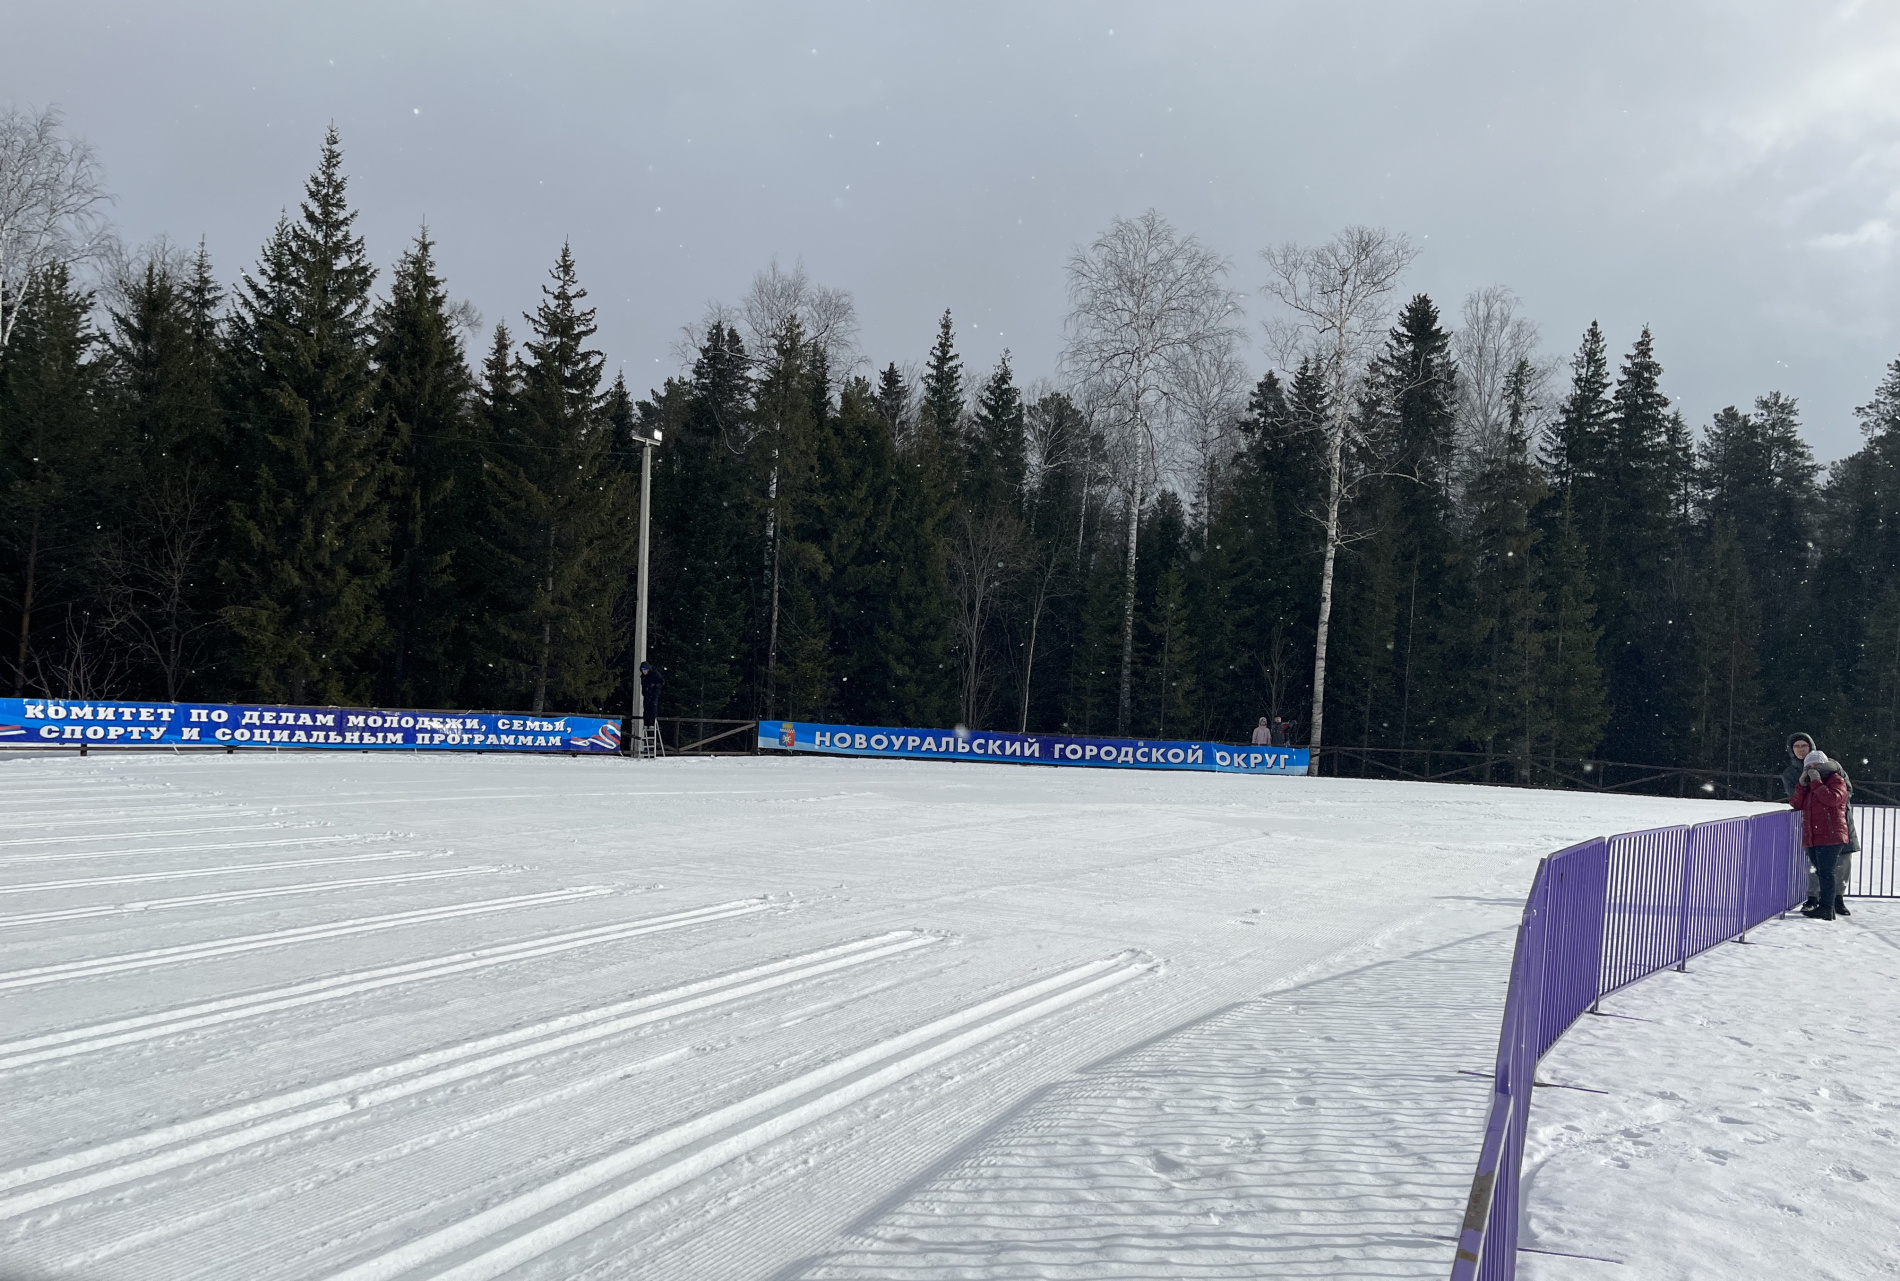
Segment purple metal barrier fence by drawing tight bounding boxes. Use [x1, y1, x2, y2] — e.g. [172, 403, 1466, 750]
[1449, 810, 1804, 1281]
[1600, 826, 1688, 997]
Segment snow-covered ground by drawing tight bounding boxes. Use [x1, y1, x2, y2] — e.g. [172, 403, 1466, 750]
[1521, 897, 1900, 1281]
[0, 751, 1797, 1279]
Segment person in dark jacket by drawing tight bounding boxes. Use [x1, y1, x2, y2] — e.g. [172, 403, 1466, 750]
[1780, 731, 1853, 915]
[1270, 716, 1290, 747]
[1779, 732, 1814, 800]
[638, 661, 664, 726]
[1791, 750, 1852, 920]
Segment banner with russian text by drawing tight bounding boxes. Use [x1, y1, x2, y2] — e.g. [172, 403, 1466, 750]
[757, 720, 1308, 775]
[0, 697, 622, 753]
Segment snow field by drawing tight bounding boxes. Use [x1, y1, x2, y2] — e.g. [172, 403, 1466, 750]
[0, 752, 1770, 1279]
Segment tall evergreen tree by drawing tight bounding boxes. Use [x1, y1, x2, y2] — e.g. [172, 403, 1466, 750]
[1696, 393, 1817, 739]
[1686, 518, 1765, 772]
[1461, 360, 1547, 772]
[649, 324, 753, 722]
[879, 331, 958, 725]
[0, 264, 108, 695]
[222, 128, 388, 704]
[965, 351, 1027, 513]
[1370, 294, 1464, 751]
[1592, 327, 1691, 760]
[1543, 321, 1612, 498]
[100, 244, 227, 698]
[1205, 367, 1325, 735]
[372, 228, 473, 707]
[920, 310, 964, 448]
[481, 243, 630, 713]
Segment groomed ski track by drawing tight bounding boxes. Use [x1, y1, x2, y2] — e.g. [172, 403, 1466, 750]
[0, 751, 1769, 1279]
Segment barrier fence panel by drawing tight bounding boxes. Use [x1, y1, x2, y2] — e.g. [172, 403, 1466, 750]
[1850, 804, 1900, 897]
[1599, 826, 1689, 997]
[1535, 840, 1608, 1057]
[1680, 818, 1749, 962]
[1450, 810, 1805, 1281]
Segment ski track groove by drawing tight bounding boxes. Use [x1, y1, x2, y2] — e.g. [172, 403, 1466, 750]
[0, 835, 363, 868]
[0, 931, 941, 1219]
[0, 899, 776, 1070]
[316, 953, 1153, 1281]
[0, 823, 301, 850]
[0, 867, 500, 929]
[0, 887, 614, 991]
[0, 849, 436, 894]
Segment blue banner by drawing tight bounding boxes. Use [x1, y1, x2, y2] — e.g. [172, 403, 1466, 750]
[0, 697, 623, 754]
[758, 720, 1308, 775]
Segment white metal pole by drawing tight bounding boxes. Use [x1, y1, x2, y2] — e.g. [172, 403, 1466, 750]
[632, 437, 654, 733]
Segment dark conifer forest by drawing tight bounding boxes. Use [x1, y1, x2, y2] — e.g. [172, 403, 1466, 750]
[6, 130, 1900, 778]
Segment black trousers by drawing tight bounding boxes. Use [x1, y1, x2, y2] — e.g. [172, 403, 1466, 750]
[1805, 847, 1852, 903]
[1807, 844, 1850, 910]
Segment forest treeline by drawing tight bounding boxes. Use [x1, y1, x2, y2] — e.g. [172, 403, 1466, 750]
[6, 129, 1900, 777]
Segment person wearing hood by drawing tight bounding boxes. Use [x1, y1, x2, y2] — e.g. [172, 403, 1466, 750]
[1781, 732, 1855, 915]
[1790, 749, 1853, 921]
[1779, 732, 1815, 801]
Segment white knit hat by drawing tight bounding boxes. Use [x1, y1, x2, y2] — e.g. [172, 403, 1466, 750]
[1804, 749, 1829, 766]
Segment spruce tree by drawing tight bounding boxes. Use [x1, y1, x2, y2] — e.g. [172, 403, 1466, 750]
[372, 228, 473, 707]
[1686, 518, 1765, 773]
[0, 264, 107, 696]
[649, 324, 753, 721]
[1697, 393, 1817, 739]
[101, 245, 227, 698]
[921, 310, 965, 449]
[1593, 326, 1691, 761]
[222, 128, 388, 705]
[809, 375, 899, 722]
[1204, 367, 1325, 737]
[1815, 357, 1900, 754]
[1369, 294, 1463, 752]
[1538, 506, 1610, 765]
[1461, 360, 1548, 774]
[966, 352, 1027, 514]
[481, 244, 631, 713]
[873, 327, 958, 725]
[1543, 322, 1612, 498]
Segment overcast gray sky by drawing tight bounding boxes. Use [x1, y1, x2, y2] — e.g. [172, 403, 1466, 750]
[13, 1, 1899, 458]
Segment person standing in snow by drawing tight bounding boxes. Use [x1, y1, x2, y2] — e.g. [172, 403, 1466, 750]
[1779, 732, 1815, 800]
[639, 661, 665, 727]
[1790, 749, 1852, 921]
[1251, 717, 1273, 746]
[1271, 716, 1290, 747]
[1780, 732, 1853, 915]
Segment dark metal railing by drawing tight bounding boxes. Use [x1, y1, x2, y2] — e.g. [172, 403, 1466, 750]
[1316, 743, 1900, 807]
[652, 718, 757, 755]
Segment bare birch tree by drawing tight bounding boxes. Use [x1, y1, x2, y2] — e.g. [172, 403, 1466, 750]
[947, 506, 1021, 727]
[1170, 332, 1250, 525]
[1, 105, 111, 353]
[1453, 285, 1551, 478]
[722, 262, 858, 709]
[1063, 210, 1242, 733]
[741, 258, 858, 375]
[1260, 226, 1417, 771]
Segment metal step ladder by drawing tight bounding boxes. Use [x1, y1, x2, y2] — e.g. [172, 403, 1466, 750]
[636, 722, 661, 760]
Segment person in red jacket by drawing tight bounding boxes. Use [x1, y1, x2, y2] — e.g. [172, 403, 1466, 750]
[1791, 749, 1852, 921]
